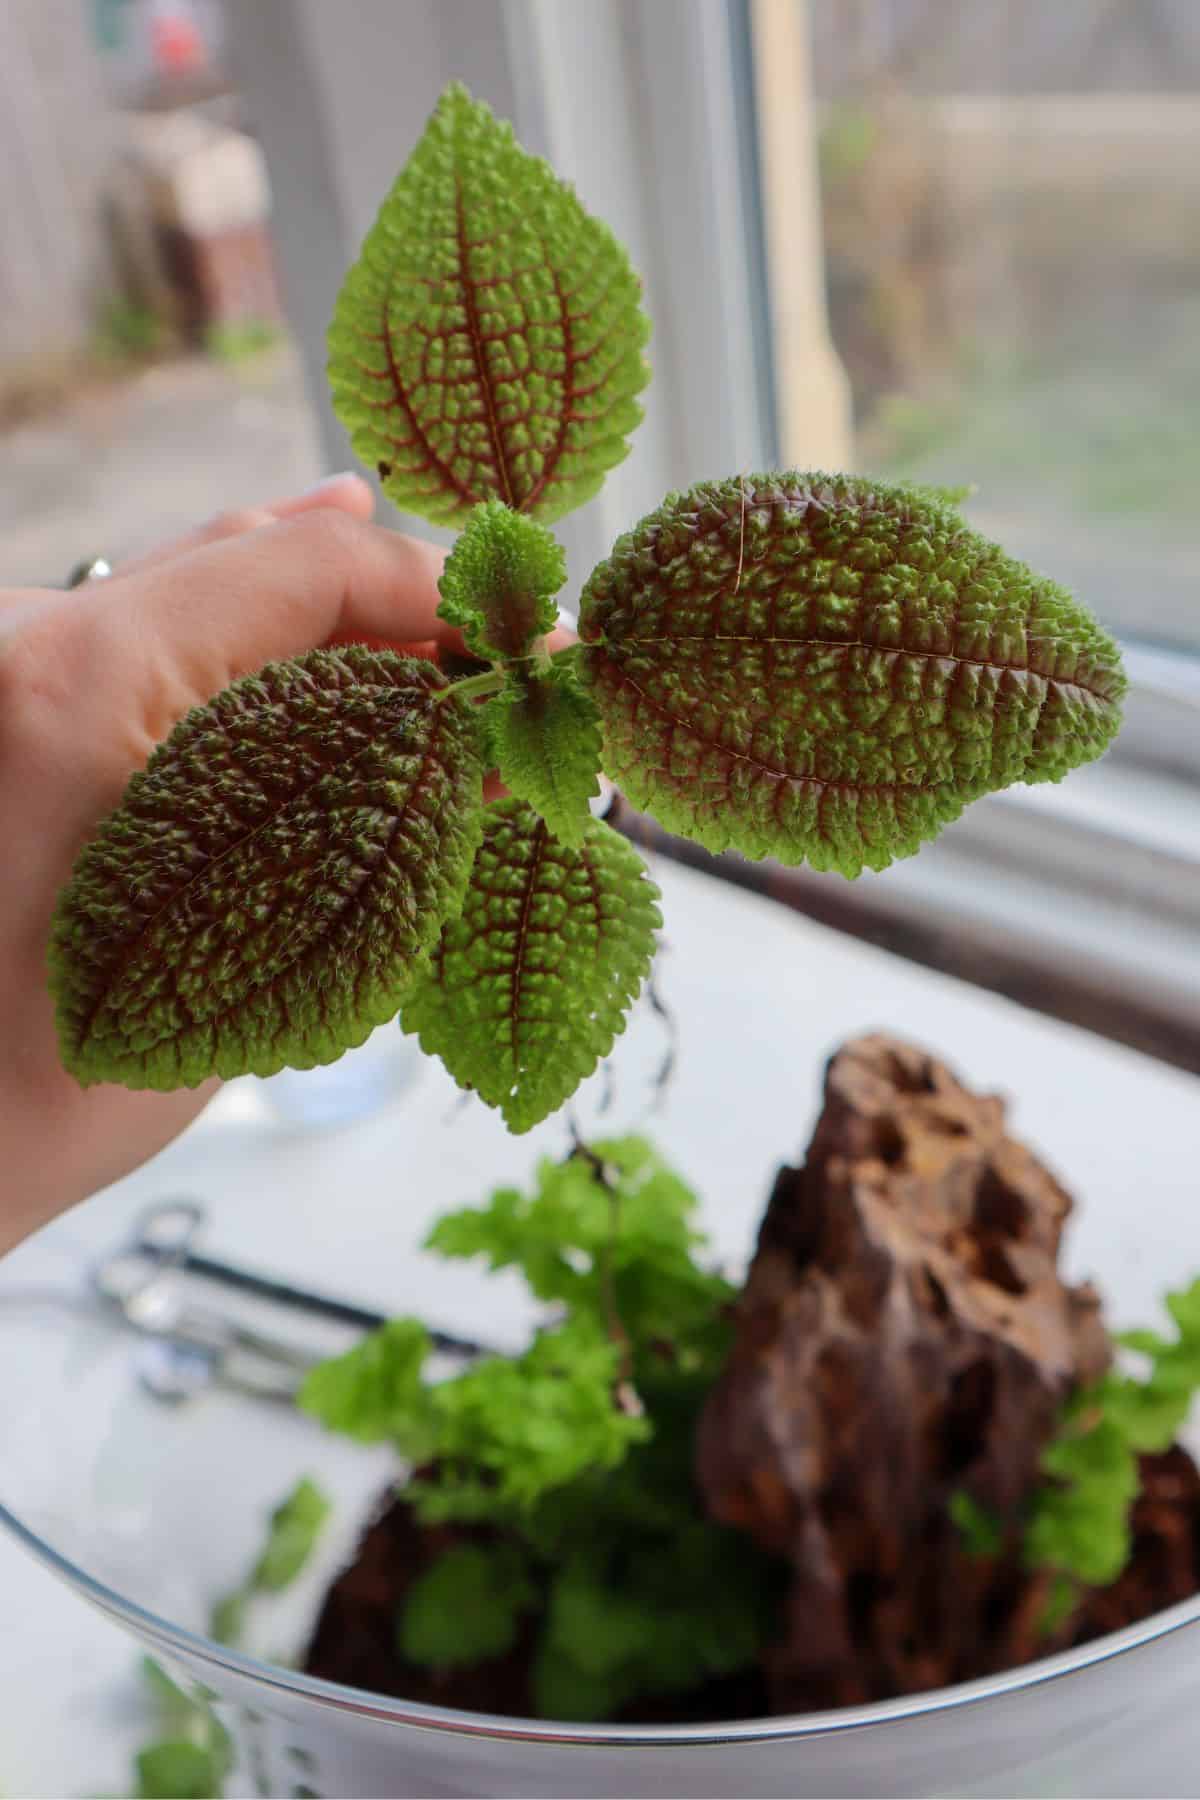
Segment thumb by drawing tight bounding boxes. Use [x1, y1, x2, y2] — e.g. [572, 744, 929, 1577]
[100, 510, 464, 733]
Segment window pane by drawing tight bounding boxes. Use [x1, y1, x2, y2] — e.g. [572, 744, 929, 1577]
[0, 0, 324, 586]
[767, 1, 1200, 654]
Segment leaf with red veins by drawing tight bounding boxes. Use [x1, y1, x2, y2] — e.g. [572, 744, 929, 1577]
[579, 472, 1126, 876]
[50, 650, 484, 1089]
[328, 83, 650, 528]
[401, 799, 660, 1132]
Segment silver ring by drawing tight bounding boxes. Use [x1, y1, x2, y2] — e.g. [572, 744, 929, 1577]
[64, 556, 113, 589]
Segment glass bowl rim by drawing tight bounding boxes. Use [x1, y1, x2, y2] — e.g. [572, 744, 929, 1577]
[5, 1492, 1200, 1749]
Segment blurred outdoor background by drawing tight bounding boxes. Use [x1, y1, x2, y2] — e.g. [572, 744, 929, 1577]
[3, 0, 1197, 651]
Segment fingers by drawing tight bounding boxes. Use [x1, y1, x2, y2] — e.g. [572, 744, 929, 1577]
[107, 510, 455, 718]
[114, 471, 376, 578]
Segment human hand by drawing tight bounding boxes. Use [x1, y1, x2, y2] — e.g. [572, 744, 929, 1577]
[1, 475, 513, 1251]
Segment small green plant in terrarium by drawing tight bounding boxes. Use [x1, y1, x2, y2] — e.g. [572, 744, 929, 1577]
[299, 1135, 779, 1720]
[48, 82, 1123, 1135]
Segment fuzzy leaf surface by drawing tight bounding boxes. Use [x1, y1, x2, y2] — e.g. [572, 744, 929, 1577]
[50, 650, 484, 1089]
[485, 662, 602, 848]
[579, 472, 1126, 875]
[328, 82, 650, 526]
[401, 799, 660, 1130]
[438, 500, 565, 660]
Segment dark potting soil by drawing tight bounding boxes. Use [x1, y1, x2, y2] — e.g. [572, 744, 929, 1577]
[301, 1446, 1200, 1725]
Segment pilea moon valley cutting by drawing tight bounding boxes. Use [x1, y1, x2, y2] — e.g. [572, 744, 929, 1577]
[49, 83, 1125, 1131]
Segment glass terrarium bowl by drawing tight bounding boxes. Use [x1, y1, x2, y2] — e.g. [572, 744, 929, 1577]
[2, 852, 1199, 1799]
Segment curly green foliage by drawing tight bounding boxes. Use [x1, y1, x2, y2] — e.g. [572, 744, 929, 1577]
[399, 1544, 537, 1667]
[300, 1138, 778, 1720]
[304, 1310, 647, 1526]
[1024, 1278, 1200, 1595]
[50, 650, 484, 1088]
[533, 1526, 775, 1721]
[579, 471, 1126, 875]
[413, 1319, 652, 1524]
[297, 1316, 432, 1447]
[429, 1135, 734, 1361]
[438, 500, 566, 660]
[483, 661, 602, 849]
[400, 799, 661, 1131]
[328, 83, 650, 527]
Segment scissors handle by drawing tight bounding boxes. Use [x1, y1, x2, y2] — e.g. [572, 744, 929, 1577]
[91, 1197, 483, 1405]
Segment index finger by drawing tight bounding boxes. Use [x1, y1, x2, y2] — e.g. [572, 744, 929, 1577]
[113, 510, 463, 698]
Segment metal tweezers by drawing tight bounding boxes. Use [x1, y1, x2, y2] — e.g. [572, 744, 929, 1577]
[90, 1198, 481, 1404]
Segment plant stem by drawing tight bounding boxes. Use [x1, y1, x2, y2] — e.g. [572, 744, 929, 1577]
[571, 1132, 642, 1417]
[438, 667, 505, 704]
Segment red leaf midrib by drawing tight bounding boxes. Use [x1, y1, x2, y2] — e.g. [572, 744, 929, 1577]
[453, 176, 516, 508]
[507, 815, 549, 1073]
[592, 632, 1115, 708]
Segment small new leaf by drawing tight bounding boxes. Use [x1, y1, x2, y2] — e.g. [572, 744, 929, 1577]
[399, 1545, 536, 1666]
[401, 799, 661, 1131]
[580, 472, 1125, 875]
[484, 661, 602, 848]
[438, 501, 565, 660]
[50, 650, 484, 1089]
[329, 83, 650, 526]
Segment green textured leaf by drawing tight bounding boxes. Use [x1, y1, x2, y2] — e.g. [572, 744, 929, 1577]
[438, 501, 566, 660]
[50, 650, 484, 1090]
[401, 798, 660, 1131]
[399, 1545, 536, 1666]
[328, 82, 650, 526]
[298, 1317, 433, 1447]
[899, 479, 976, 510]
[579, 472, 1126, 875]
[485, 661, 602, 848]
[251, 1476, 332, 1591]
